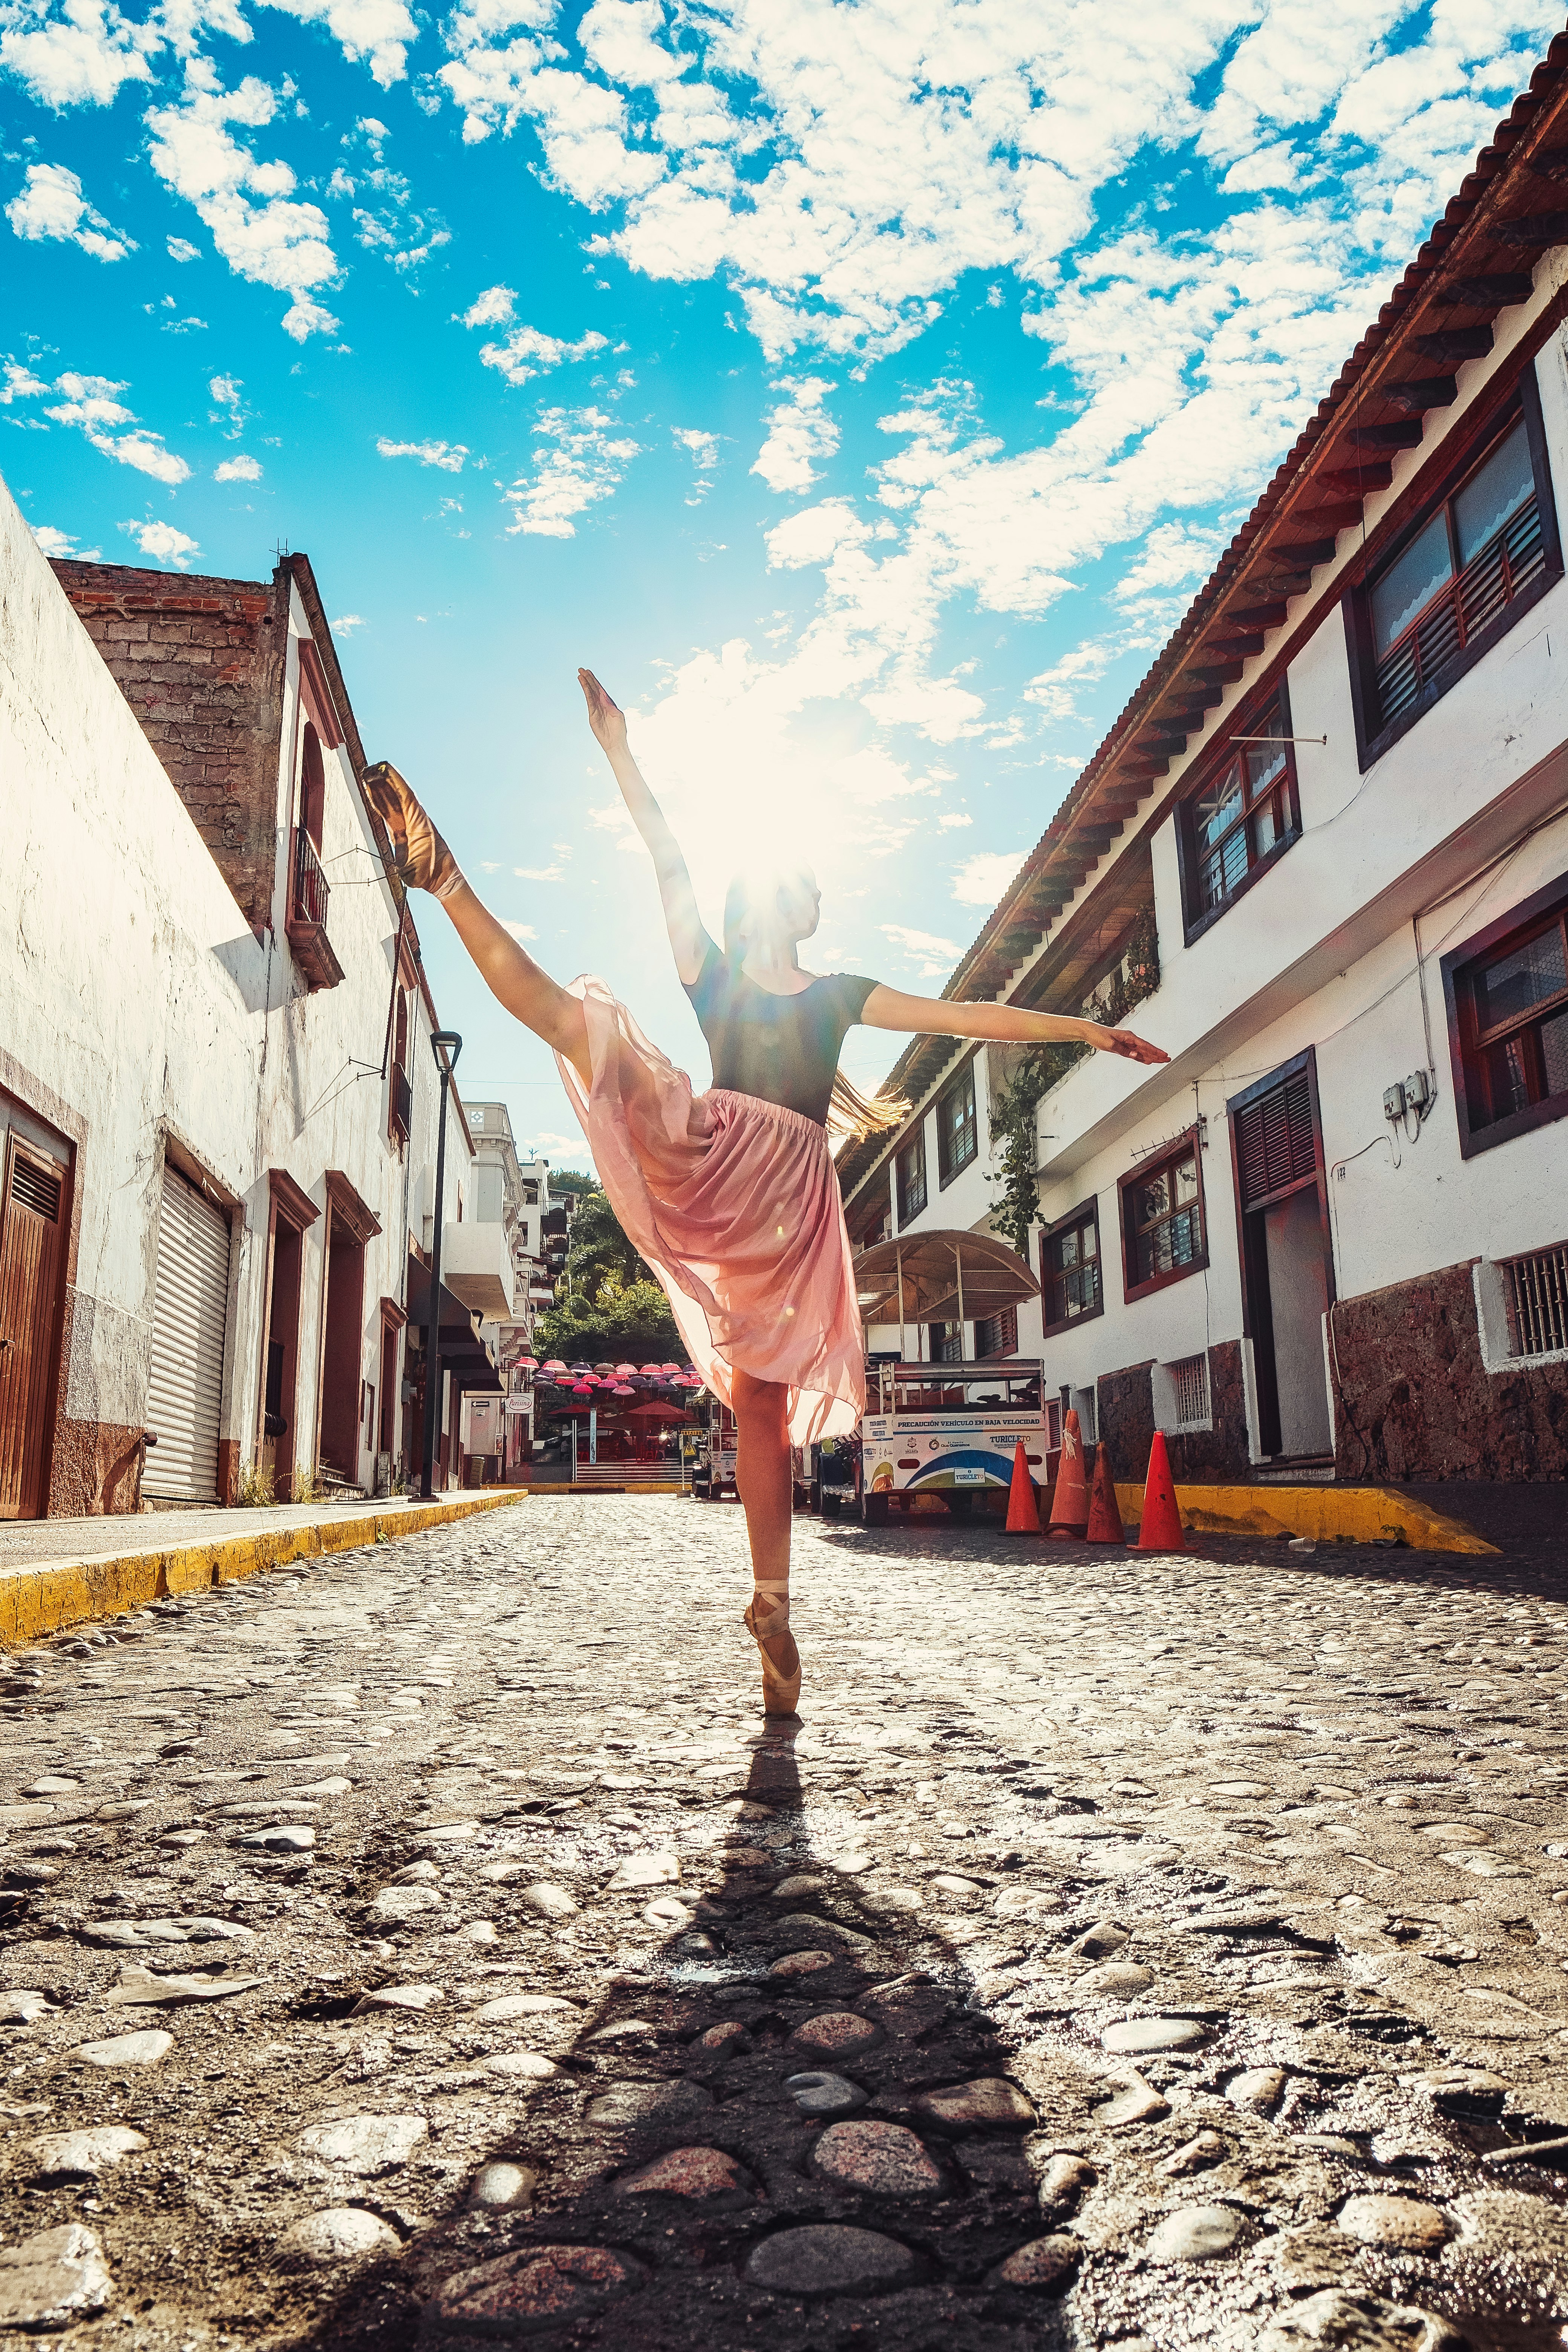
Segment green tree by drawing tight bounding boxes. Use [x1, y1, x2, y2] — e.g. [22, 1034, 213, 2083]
[535, 1182, 684, 1363]
[548, 1169, 600, 1197]
[560, 1187, 643, 1295]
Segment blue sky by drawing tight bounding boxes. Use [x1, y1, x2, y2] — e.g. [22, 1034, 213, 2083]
[4, 0, 1560, 1166]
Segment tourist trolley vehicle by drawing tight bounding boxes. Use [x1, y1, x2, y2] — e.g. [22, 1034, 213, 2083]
[849, 1228, 1050, 1522]
[855, 1358, 1056, 1520]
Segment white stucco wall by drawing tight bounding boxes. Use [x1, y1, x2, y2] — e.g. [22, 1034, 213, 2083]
[2, 472, 472, 1501]
[0, 473, 262, 1450]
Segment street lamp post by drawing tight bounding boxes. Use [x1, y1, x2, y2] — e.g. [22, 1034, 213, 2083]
[421, 1029, 462, 1500]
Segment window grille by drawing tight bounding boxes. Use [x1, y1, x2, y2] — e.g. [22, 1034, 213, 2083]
[1169, 1353, 1209, 1427]
[937, 1067, 977, 1184]
[1043, 1208, 1101, 1328]
[1505, 1243, 1568, 1357]
[975, 1306, 1018, 1359]
[1373, 412, 1545, 729]
[897, 1130, 927, 1225]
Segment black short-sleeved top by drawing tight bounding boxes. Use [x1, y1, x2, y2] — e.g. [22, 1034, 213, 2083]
[684, 942, 877, 1126]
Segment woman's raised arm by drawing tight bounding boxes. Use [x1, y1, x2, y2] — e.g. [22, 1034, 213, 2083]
[578, 668, 713, 985]
[858, 983, 1170, 1067]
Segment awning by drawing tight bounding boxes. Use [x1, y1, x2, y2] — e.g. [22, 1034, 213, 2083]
[407, 1257, 482, 1338]
[853, 1229, 1039, 1328]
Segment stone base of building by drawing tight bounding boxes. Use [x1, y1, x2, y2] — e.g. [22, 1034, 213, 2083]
[1329, 1259, 1568, 1482]
[1096, 1339, 1251, 1483]
[46, 1418, 145, 1517]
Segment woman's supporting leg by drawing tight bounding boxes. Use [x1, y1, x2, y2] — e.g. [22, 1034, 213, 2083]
[732, 1368, 801, 1712]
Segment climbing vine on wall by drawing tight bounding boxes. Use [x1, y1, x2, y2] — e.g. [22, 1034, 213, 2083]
[986, 908, 1161, 1262]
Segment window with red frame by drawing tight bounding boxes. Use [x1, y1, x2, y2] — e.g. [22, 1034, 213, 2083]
[975, 1305, 1017, 1359]
[1443, 876, 1568, 1157]
[1120, 1137, 1205, 1298]
[1041, 1201, 1102, 1334]
[1179, 693, 1300, 934]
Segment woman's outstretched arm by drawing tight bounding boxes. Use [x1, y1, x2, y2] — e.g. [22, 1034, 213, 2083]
[578, 668, 713, 984]
[858, 985, 1170, 1067]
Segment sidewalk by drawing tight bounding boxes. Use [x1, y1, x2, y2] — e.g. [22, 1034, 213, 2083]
[0, 1489, 528, 1645]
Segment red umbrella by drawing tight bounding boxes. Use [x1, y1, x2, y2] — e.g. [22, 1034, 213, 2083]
[614, 1361, 637, 1375]
[542, 1359, 567, 1373]
[628, 1400, 689, 1424]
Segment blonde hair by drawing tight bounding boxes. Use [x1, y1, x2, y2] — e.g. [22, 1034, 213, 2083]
[827, 1070, 909, 1142]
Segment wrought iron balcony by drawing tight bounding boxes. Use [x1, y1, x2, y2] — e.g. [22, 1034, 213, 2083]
[286, 826, 343, 993]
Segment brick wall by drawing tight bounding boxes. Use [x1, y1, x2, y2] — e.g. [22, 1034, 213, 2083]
[1331, 1259, 1568, 1482]
[51, 560, 288, 934]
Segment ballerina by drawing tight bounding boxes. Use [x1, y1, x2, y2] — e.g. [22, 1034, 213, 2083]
[364, 671, 1168, 1716]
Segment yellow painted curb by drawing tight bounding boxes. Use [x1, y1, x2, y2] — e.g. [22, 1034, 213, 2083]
[0, 1488, 530, 1648]
[1113, 1481, 1498, 1555]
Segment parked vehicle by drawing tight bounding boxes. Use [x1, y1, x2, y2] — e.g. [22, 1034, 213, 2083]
[856, 1358, 1057, 1523]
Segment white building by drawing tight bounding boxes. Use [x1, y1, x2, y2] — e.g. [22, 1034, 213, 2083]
[0, 481, 490, 1515]
[841, 53, 1568, 1488]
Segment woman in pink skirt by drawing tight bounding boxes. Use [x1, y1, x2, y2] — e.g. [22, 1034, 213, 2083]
[366, 673, 1167, 1715]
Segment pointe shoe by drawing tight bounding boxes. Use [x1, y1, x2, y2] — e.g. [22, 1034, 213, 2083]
[363, 760, 464, 901]
[743, 1580, 801, 1716]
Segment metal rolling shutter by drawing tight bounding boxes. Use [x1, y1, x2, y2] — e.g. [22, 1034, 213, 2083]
[144, 1167, 230, 1502]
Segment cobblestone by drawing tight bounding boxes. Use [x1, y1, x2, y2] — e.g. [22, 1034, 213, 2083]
[0, 1501, 1563, 2347]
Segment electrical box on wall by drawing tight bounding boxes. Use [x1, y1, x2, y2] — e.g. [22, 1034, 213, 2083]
[1403, 1069, 1432, 1112]
[1383, 1081, 1406, 1121]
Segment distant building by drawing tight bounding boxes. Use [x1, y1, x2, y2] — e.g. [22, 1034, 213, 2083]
[839, 57, 1568, 1486]
[0, 487, 498, 1515]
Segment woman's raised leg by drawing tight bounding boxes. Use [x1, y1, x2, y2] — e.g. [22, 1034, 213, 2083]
[732, 1368, 801, 1715]
[364, 761, 590, 1083]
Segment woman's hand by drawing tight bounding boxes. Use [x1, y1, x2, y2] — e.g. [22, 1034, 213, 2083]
[578, 667, 628, 756]
[1088, 1021, 1169, 1066]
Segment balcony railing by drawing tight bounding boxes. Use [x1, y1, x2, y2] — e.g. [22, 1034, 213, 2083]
[389, 1063, 412, 1145]
[296, 827, 329, 927]
[1377, 495, 1545, 728]
[286, 825, 343, 992]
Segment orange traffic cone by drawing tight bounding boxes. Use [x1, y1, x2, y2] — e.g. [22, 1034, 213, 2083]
[1049, 1409, 1089, 1537]
[1003, 1439, 1041, 1536]
[1085, 1442, 1125, 1542]
[1136, 1431, 1185, 1551]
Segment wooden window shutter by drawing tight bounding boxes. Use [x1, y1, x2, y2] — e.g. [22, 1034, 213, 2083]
[1236, 1072, 1315, 1211]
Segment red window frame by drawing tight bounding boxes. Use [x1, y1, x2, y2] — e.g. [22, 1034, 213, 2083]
[1040, 1196, 1104, 1338]
[1176, 688, 1301, 945]
[1118, 1128, 1207, 1303]
[1442, 872, 1568, 1159]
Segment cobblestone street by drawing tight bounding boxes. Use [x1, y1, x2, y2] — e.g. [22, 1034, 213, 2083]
[0, 1498, 1566, 2351]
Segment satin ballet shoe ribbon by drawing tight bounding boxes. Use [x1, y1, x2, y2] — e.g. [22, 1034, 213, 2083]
[364, 760, 465, 902]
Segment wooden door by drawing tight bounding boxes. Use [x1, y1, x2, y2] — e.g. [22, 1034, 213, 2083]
[0, 1136, 66, 1520]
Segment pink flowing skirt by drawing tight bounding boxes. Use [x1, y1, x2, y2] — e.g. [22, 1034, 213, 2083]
[554, 976, 865, 1444]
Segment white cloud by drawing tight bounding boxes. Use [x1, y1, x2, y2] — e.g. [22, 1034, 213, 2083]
[471, 319, 609, 387]
[145, 64, 341, 339]
[121, 517, 201, 566]
[459, 282, 514, 326]
[880, 920, 959, 979]
[513, 863, 564, 880]
[672, 425, 718, 471]
[502, 405, 637, 538]
[1, 359, 50, 402]
[937, 811, 971, 828]
[376, 435, 467, 470]
[0, 0, 155, 110]
[6, 161, 135, 259]
[30, 368, 192, 482]
[167, 233, 200, 260]
[501, 919, 537, 942]
[213, 452, 260, 478]
[751, 376, 837, 496]
[952, 849, 1028, 910]
[332, 611, 365, 632]
[262, 0, 417, 85]
[31, 522, 100, 557]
